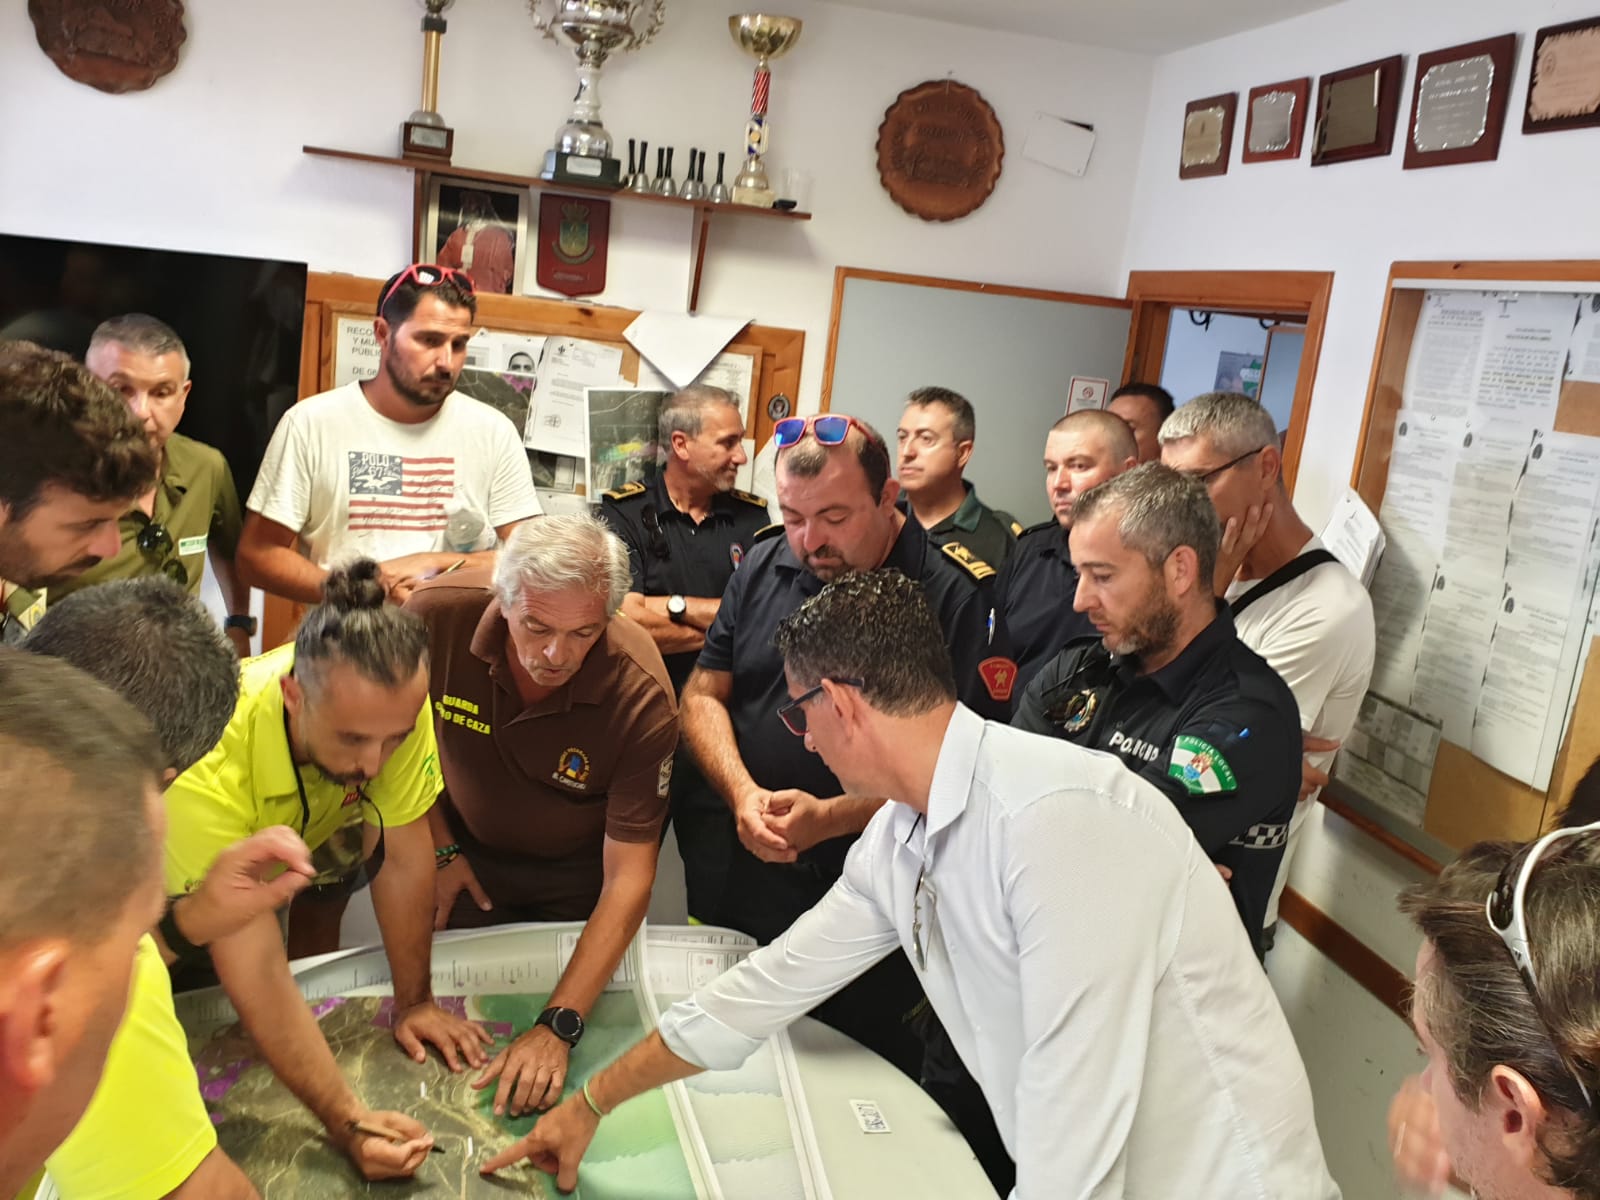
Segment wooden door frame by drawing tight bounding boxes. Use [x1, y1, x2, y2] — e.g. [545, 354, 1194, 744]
[1122, 270, 1334, 491]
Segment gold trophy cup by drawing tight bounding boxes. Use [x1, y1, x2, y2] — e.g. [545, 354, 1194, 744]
[729, 14, 802, 207]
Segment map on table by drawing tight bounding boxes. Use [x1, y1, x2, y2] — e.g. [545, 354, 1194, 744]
[186, 990, 703, 1199]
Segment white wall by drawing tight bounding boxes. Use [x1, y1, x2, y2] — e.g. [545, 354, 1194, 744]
[0, 0, 1153, 417]
[1124, 2, 1600, 1195]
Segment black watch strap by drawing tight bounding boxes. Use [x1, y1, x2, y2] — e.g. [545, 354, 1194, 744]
[159, 899, 205, 963]
[224, 614, 258, 635]
[536, 1005, 585, 1047]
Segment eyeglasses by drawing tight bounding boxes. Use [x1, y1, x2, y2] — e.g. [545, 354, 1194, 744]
[135, 517, 189, 586]
[776, 676, 864, 736]
[773, 414, 869, 449]
[1179, 445, 1267, 485]
[642, 505, 671, 561]
[379, 263, 475, 314]
[1485, 821, 1600, 1113]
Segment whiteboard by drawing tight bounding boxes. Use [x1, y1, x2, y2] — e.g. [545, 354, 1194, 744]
[826, 274, 1132, 526]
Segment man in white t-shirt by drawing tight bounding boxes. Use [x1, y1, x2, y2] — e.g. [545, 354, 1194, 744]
[238, 265, 540, 606]
[1161, 392, 1375, 949]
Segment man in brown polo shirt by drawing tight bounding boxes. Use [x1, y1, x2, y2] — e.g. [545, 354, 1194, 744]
[404, 511, 677, 1121]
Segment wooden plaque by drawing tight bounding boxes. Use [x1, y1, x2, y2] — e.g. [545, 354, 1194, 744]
[875, 80, 1004, 222]
[1242, 78, 1309, 163]
[28, 0, 186, 94]
[1179, 92, 1237, 178]
[1524, 15, 1600, 134]
[1311, 54, 1405, 166]
[1403, 34, 1516, 170]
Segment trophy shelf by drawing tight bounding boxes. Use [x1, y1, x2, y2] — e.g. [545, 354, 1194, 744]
[302, 144, 811, 312]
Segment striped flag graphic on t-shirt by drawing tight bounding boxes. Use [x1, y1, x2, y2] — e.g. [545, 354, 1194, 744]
[346, 452, 454, 533]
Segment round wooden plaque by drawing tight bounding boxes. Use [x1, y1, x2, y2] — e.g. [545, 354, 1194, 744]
[28, 0, 187, 95]
[876, 80, 1004, 222]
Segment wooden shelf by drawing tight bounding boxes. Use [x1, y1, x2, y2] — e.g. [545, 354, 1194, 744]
[303, 145, 811, 312]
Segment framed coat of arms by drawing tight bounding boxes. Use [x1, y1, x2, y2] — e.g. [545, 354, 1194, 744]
[536, 194, 610, 298]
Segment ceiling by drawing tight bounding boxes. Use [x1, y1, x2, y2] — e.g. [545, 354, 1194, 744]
[830, 0, 1346, 55]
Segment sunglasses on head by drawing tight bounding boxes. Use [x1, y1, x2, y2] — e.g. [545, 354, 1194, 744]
[772, 414, 869, 450]
[379, 263, 475, 314]
[135, 516, 189, 586]
[776, 677, 864, 736]
[1485, 821, 1600, 1114]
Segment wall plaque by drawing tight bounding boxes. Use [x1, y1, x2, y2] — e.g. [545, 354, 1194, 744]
[1524, 16, 1600, 134]
[1179, 92, 1236, 178]
[1404, 35, 1516, 169]
[876, 80, 1004, 222]
[1242, 77, 1309, 163]
[1311, 54, 1404, 166]
[28, 0, 186, 94]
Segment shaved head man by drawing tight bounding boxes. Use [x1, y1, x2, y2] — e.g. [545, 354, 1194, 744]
[1109, 383, 1175, 464]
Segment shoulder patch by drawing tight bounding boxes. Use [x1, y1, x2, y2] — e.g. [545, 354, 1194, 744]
[753, 523, 785, 543]
[730, 488, 769, 508]
[941, 540, 996, 581]
[1167, 735, 1239, 795]
[1011, 521, 1024, 537]
[1018, 518, 1058, 539]
[604, 481, 646, 502]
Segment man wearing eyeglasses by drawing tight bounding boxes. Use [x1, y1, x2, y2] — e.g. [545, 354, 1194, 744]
[1013, 464, 1303, 955]
[49, 315, 255, 655]
[237, 265, 540, 607]
[1160, 392, 1374, 952]
[480, 570, 1339, 1199]
[162, 560, 493, 1182]
[0, 341, 156, 646]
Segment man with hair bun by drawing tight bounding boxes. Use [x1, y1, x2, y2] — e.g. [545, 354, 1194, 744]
[162, 560, 492, 1182]
[405, 512, 677, 1120]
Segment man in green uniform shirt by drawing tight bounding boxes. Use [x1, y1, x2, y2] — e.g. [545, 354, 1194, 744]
[53, 315, 253, 654]
[895, 386, 1018, 568]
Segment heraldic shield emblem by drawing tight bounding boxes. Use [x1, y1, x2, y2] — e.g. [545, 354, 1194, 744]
[537, 193, 610, 297]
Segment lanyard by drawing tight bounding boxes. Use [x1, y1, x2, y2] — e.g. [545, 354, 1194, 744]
[281, 704, 386, 891]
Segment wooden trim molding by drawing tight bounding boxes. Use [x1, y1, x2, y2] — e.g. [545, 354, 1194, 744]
[1280, 886, 1412, 1023]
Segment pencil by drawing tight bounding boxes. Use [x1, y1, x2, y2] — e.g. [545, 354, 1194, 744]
[346, 1118, 447, 1153]
[440, 558, 468, 574]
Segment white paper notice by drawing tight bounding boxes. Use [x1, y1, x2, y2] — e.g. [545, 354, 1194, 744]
[692, 351, 758, 420]
[1334, 693, 1442, 828]
[1441, 421, 1526, 571]
[1380, 410, 1463, 550]
[1471, 292, 1579, 426]
[1368, 530, 1435, 706]
[1411, 571, 1500, 745]
[624, 311, 752, 390]
[1505, 429, 1600, 596]
[1319, 488, 1385, 586]
[1404, 292, 1489, 421]
[1568, 295, 1600, 384]
[332, 316, 382, 388]
[530, 337, 624, 459]
[1474, 588, 1573, 788]
[466, 330, 547, 374]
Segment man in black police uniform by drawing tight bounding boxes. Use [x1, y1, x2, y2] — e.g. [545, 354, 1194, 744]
[678, 414, 1004, 1070]
[894, 386, 1018, 567]
[1013, 463, 1301, 955]
[992, 408, 1138, 706]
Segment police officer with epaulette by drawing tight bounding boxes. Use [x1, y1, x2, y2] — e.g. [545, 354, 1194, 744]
[1013, 464, 1302, 958]
[895, 386, 1019, 568]
[597, 384, 770, 695]
[992, 407, 1139, 707]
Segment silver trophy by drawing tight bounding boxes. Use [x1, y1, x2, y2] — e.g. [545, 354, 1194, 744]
[528, 0, 666, 187]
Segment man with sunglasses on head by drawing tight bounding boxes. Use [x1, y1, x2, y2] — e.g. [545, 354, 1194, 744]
[1013, 464, 1303, 956]
[0, 341, 156, 645]
[162, 560, 493, 1181]
[237, 265, 540, 607]
[49, 315, 255, 655]
[1388, 823, 1600, 1200]
[1160, 392, 1374, 952]
[480, 570, 1338, 1199]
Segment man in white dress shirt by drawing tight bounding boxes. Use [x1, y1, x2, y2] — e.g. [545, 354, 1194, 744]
[481, 569, 1340, 1199]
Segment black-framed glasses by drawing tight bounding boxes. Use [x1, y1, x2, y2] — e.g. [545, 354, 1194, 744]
[776, 676, 864, 736]
[135, 516, 189, 586]
[642, 505, 671, 561]
[1179, 445, 1267, 485]
[1485, 821, 1600, 1113]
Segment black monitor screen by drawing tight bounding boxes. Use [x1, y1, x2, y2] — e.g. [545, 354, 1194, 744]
[0, 233, 307, 501]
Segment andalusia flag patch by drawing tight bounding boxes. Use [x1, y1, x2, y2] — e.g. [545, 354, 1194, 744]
[1168, 735, 1238, 795]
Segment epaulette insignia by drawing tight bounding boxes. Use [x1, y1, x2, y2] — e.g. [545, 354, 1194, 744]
[1011, 521, 1024, 537]
[753, 523, 784, 542]
[941, 540, 996, 581]
[603, 481, 646, 501]
[1019, 518, 1058, 539]
[731, 488, 769, 508]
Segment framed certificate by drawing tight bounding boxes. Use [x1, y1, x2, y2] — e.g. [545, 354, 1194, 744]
[1524, 16, 1600, 134]
[1403, 34, 1516, 169]
[1311, 55, 1405, 166]
[1242, 77, 1310, 163]
[1179, 91, 1237, 179]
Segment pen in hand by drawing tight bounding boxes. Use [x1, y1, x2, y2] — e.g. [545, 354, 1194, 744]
[346, 1118, 447, 1154]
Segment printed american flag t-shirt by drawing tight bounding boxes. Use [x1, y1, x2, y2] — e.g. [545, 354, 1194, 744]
[346, 452, 454, 534]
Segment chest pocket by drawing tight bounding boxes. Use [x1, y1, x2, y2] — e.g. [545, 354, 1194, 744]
[548, 746, 608, 804]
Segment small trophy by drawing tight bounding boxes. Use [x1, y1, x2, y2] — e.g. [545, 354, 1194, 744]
[729, 14, 802, 207]
[402, 0, 456, 161]
[528, 0, 665, 187]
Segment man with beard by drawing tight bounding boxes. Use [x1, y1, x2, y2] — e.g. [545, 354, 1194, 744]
[237, 265, 539, 605]
[1012, 464, 1301, 954]
[161, 560, 494, 1180]
[0, 341, 156, 643]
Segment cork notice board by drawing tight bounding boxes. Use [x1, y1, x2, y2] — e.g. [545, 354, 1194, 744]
[1345, 260, 1600, 860]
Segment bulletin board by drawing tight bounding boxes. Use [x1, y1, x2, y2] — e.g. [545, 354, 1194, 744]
[264, 272, 803, 648]
[1333, 259, 1600, 864]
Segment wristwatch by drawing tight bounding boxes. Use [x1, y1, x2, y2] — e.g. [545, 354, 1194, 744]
[666, 594, 688, 625]
[535, 1005, 585, 1048]
[224, 614, 258, 636]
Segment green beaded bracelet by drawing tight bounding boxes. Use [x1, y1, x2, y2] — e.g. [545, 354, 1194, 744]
[434, 842, 461, 859]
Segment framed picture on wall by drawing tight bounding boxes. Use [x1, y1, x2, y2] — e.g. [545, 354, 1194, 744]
[1242, 77, 1310, 163]
[1524, 15, 1600, 134]
[419, 177, 529, 296]
[1403, 34, 1517, 169]
[1310, 54, 1405, 166]
[1179, 91, 1237, 179]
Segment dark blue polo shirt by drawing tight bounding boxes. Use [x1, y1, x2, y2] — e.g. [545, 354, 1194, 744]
[991, 518, 1095, 708]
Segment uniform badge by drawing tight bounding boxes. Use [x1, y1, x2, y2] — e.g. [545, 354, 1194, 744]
[657, 756, 674, 799]
[978, 656, 1017, 703]
[1058, 689, 1100, 733]
[730, 542, 744, 568]
[1168, 735, 1238, 795]
[554, 747, 591, 788]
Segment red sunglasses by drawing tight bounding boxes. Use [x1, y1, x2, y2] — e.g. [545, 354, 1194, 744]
[379, 263, 475, 313]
